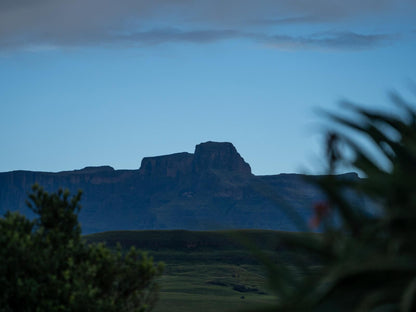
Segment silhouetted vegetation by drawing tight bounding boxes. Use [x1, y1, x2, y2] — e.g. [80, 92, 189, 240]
[251, 93, 416, 311]
[0, 185, 163, 312]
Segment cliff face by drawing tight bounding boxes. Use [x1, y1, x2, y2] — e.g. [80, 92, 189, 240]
[139, 153, 194, 178]
[193, 142, 251, 175]
[0, 142, 361, 233]
[138, 142, 251, 178]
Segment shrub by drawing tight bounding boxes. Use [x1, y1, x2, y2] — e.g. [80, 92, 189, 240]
[0, 185, 164, 312]
[255, 94, 416, 311]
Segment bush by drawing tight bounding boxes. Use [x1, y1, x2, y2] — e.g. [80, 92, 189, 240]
[0, 185, 163, 312]
[254, 94, 416, 311]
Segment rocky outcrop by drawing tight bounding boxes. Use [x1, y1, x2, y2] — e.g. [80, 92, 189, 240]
[193, 142, 251, 175]
[66, 166, 115, 174]
[138, 142, 251, 179]
[139, 153, 194, 178]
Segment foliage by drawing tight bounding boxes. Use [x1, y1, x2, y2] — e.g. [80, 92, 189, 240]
[0, 185, 163, 312]
[252, 94, 416, 311]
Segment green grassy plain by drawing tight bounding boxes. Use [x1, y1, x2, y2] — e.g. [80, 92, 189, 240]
[155, 263, 276, 312]
[85, 230, 283, 312]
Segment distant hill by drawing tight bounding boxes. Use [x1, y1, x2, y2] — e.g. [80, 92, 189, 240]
[0, 141, 361, 233]
[85, 229, 283, 253]
[84, 229, 292, 264]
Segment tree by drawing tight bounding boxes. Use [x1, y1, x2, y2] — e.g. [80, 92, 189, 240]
[252, 93, 416, 311]
[0, 185, 163, 312]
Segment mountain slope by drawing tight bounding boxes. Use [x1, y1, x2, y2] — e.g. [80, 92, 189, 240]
[0, 141, 359, 233]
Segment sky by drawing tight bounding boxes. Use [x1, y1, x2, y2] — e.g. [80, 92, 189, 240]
[1, 0, 415, 175]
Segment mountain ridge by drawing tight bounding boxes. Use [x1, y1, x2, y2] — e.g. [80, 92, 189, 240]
[0, 142, 360, 233]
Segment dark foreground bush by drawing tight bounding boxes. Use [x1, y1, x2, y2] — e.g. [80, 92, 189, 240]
[253, 94, 416, 312]
[0, 185, 163, 312]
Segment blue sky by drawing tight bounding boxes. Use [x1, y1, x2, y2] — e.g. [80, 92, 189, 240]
[1, 0, 415, 175]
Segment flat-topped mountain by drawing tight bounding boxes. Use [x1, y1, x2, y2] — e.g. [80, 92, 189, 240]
[139, 142, 251, 178]
[0, 142, 361, 233]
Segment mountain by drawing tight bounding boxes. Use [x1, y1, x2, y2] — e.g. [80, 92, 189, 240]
[0, 141, 360, 233]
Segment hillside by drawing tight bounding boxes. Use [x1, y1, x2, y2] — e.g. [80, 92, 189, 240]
[0, 141, 360, 233]
[85, 229, 291, 265]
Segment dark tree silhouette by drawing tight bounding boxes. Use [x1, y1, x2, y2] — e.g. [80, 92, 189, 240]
[0, 185, 163, 312]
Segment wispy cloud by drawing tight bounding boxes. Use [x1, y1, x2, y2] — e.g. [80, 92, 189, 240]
[262, 31, 398, 51]
[0, 0, 413, 51]
[118, 29, 242, 45]
[250, 15, 326, 26]
[110, 29, 397, 51]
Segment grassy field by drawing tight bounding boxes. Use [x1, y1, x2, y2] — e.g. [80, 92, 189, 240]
[155, 263, 276, 312]
[85, 230, 286, 312]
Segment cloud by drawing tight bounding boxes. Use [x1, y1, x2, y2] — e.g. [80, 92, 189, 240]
[117, 29, 242, 45]
[262, 31, 398, 51]
[0, 0, 413, 51]
[250, 15, 328, 26]
[106, 29, 396, 51]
